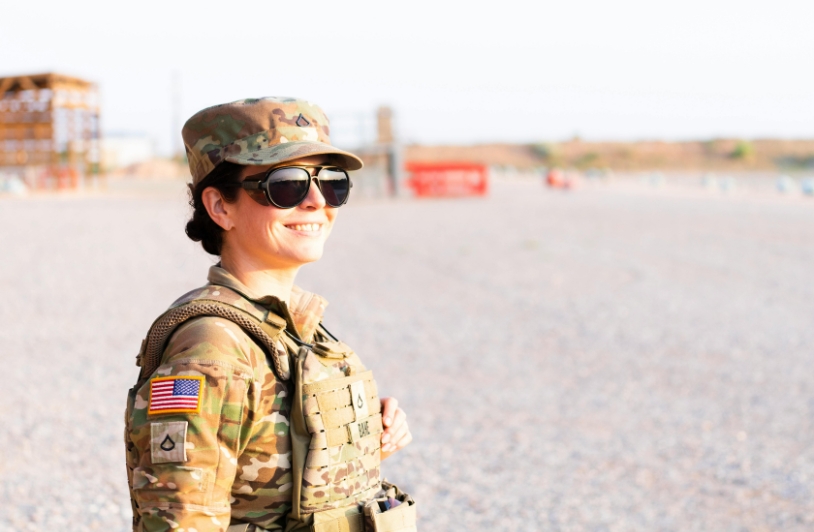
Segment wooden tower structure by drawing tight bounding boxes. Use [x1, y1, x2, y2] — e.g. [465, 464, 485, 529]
[0, 73, 100, 189]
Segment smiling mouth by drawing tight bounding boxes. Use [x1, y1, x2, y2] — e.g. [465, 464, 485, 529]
[285, 223, 323, 233]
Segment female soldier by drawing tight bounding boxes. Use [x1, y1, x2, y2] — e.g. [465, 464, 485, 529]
[124, 97, 414, 532]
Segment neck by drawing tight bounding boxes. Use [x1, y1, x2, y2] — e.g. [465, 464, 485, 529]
[219, 252, 299, 304]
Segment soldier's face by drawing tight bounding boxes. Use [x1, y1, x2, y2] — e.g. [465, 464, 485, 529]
[222, 156, 339, 270]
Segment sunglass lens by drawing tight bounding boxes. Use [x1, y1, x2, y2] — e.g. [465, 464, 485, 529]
[318, 168, 350, 207]
[265, 167, 311, 208]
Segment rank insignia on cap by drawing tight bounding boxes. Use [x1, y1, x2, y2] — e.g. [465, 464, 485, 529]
[148, 376, 204, 415]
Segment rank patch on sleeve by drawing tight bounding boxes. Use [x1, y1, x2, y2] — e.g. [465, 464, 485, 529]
[148, 376, 204, 415]
[151, 421, 188, 463]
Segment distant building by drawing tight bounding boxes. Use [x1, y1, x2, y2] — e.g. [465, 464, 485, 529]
[0, 72, 100, 189]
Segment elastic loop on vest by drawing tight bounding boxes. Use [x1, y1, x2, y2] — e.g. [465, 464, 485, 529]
[286, 328, 314, 348]
[302, 371, 374, 395]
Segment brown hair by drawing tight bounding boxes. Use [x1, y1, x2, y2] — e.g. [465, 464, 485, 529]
[185, 162, 243, 255]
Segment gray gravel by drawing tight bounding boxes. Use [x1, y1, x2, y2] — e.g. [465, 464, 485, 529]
[1, 180, 813, 531]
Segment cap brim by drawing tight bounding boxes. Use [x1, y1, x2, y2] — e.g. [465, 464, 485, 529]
[225, 140, 364, 171]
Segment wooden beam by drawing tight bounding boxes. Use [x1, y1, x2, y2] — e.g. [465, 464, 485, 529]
[0, 77, 15, 94]
[18, 76, 37, 90]
[0, 73, 96, 92]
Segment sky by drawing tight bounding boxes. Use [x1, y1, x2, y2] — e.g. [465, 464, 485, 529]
[2, 0, 813, 154]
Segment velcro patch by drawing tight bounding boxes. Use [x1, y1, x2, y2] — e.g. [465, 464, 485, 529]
[151, 421, 188, 463]
[349, 380, 370, 421]
[148, 376, 204, 415]
[346, 414, 383, 443]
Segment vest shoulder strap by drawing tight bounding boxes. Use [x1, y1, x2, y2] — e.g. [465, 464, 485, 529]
[136, 285, 289, 383]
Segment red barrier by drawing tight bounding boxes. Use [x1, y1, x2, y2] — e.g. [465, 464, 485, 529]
[546, 168, 573, 189]
[405, 162, 488, 197]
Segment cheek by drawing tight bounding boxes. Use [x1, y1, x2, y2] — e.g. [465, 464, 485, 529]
[235, 197, 285, 240]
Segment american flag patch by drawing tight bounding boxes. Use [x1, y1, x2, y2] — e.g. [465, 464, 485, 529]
[148, 376, 204, 415]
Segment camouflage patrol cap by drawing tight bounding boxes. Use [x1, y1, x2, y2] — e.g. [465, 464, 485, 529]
[182, 97, 363, 185]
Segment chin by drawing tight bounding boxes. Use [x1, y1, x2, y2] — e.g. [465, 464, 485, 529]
[289, 246, 325, 266]
[295, 253, 323, 265]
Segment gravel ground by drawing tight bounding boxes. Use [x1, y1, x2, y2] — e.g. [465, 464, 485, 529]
[0, 180, 812, 531]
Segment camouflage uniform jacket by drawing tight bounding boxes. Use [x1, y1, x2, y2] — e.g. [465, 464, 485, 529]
[125, 266, 330, 532]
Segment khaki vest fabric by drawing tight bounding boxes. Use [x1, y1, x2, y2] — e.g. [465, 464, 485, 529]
[291, 341, 383, 514]
[124, 267, 415, 532]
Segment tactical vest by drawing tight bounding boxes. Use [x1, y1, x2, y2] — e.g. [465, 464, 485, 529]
[125, 285, 417, 532]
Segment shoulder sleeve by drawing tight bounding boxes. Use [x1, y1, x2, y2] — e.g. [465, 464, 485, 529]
[127, 316, 260, 532]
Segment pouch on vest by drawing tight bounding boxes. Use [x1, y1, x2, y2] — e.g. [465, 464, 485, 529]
[363, 481, 417, 532]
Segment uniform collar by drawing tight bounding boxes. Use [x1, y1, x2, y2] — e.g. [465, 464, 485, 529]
[207, 265, 329, 343]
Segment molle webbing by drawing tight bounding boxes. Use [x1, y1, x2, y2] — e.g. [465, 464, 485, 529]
[311, 512, 365, 532]
[300, 370, 382, 513]
[137, 298, 288, 382]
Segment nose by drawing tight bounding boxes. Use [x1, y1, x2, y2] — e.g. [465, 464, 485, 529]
[299, 176, 327, 210]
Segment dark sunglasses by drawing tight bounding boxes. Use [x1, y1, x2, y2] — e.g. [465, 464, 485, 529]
[239, 166, 353, 208]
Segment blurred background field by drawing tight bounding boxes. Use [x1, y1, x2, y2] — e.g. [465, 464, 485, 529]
[1, 181, 813, 531]
[2, 1, 814, 531]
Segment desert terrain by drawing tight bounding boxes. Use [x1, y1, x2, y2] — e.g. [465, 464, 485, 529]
[0, 178, 812, 531]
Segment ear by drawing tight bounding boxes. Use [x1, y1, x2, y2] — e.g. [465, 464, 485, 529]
[201, 187, 236, 231]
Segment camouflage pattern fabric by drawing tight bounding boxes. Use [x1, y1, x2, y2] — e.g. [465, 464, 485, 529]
[297, 345, 382, 513]
[125, 266, 330, 531]
[181, 97, 364, 186]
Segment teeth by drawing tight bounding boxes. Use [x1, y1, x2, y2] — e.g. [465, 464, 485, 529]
[288, 224, 321, 232]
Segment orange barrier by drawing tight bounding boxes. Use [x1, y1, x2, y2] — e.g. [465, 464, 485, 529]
[404, 162, 488, 197]
[546, 169, 576, 189]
